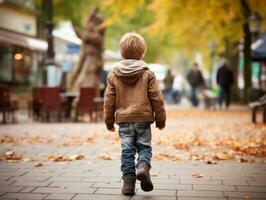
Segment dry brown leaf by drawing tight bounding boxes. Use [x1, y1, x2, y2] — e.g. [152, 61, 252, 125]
[4, 151, 22, 161]
[69, 154, 85, 161]
[206, 160, 217, 164]
[192, 173, 204, 178]
[47, 154, 85, 162]
[97, 153, 113, 160]
[239, 158, 255, 163]
[35, 162, 43, 167]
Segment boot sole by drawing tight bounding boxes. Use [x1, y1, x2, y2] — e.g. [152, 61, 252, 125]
[136, 169, 153, 192]
[122, 191, 135, 196]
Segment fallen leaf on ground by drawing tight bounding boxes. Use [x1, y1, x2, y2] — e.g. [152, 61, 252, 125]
[47, 154, 85, 162]
[68, 154, 85, 161]
[192, 173, 204, 178]
[206, 160, 217, 164]
[239, 158, 255, 163]
[35, 162, 43, 167]
[97, 153, 114, 160]
[4, 151, 22, 161]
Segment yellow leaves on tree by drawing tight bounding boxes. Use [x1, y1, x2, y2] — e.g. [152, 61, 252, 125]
[101, 0, 145, 27]
[148, 0, 266, 55]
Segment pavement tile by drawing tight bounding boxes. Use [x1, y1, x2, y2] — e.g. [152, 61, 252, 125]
[178, 198, 226, 200]
[153, 184, 191, 190]
[0, 181, 14, 186]
[193, 184, 236, 191]
[0, 186, 24, 193]
[49, 182, 93, 187]
[178, 190, 224, 197]
[32, 187, 96, 194]
[19, 186, 36, 193]
[180, 180, 222, 185]
[72, 194, 129, 200]
[224, 191, 266, 198]
[95, 188, 122, 195]
[82, 177, 121, 183]
[236, 186, 266, 192]
[92, 182, 123, 188]
[211, 176, 254, 181]
[151, 179, 179, 184]
[248, 180, 266, 186]
[12, 181, 52, 187]
[222, 180, 249, 186]
[0, 192, 48, 200]
[132, 196, 176, 200]
[10, 176, 51, 182]
[48, 176, 82, 182]
[136, 189, 176, 196]
[44, 193, 75, 200]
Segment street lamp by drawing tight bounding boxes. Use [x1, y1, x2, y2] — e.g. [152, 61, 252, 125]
[44, 0, 57, 86]
[249, 12, 262, 41]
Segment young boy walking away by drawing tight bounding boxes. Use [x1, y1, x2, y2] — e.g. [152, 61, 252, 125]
[104, 32, 166, 196]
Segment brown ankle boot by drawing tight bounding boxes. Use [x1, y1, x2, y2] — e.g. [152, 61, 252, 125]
[136, 162, 153, 192]
[122, 176, 136, 196]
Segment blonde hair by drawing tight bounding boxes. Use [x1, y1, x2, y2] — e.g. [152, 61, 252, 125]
[119, 32, 146, 60]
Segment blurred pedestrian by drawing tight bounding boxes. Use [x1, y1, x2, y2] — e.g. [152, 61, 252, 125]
[172, 73, 183, 104]
[186, 63, 204, 107]
[216, 63, 234, 109]
[163, 69, 174, 103]
[104, 32, 166, 196]
[100, 68, 108, 98]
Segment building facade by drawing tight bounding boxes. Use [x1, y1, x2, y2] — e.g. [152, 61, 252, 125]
[0, 0, 47, 90]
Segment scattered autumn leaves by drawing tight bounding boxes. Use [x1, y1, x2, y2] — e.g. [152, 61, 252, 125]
[0, 109, 265, 165]
[152, 110, 266, 163]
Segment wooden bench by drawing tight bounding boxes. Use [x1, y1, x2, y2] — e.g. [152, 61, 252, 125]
[249, 94, 266, 123]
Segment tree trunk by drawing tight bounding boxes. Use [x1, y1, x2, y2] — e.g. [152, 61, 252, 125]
[224, 39, 239, 102]
[240, 0, 252, 102]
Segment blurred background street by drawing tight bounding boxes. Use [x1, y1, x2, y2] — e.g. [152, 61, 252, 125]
[0, 0, 266, 199]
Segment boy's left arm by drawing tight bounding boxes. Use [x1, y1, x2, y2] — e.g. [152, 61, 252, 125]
[148, 72, 166, 129]
[104, 74, 116, 131]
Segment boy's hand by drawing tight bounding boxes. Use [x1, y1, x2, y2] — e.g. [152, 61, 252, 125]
[157, 126, 164, 130]
[106, 124, 115, 132]
[156, 121, 165, 130]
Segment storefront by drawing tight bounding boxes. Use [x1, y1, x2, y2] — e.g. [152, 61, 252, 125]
[0, 1, 47, 90]
[252, 34, 266, 93]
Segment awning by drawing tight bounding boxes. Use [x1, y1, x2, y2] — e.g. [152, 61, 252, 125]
[252, 34, 266, 61]
[0, 28, 47, 51]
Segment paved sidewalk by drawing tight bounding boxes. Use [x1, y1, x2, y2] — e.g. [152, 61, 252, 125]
[0, 160, 266, 200]
[0, 107, 265, 199]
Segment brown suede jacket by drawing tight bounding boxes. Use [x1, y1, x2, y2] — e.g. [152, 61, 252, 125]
[104, 59, 166, 130]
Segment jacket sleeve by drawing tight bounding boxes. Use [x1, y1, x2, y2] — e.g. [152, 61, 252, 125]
[104, 74, 116, 130]
[148, 72, 166, 129]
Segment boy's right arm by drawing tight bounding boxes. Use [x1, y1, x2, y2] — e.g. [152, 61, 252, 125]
[104, 74, 116, 131]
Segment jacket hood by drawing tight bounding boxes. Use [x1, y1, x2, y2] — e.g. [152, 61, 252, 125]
[113, 59, 149, 84]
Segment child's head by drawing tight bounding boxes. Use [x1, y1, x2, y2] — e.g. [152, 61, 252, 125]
[119, 32, 146, 60]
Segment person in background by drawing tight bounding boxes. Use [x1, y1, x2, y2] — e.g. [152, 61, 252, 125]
[163, 69, 174, 103]
[100, 68, 108, 98]
[172, 73, 183, 104]
[216, 63, 234, 109]
[186, 63, 204, 107]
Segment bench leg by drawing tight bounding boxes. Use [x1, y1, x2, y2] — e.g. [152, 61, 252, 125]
[252, 107, 257, 123]
[263, 106, 266, 124]
[75, 109, 79, 122]
[2, 110, 7, 124]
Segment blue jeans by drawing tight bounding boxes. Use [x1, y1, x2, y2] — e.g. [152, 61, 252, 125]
[118, 122, 152, 178]
[219, 87, 231, 108]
